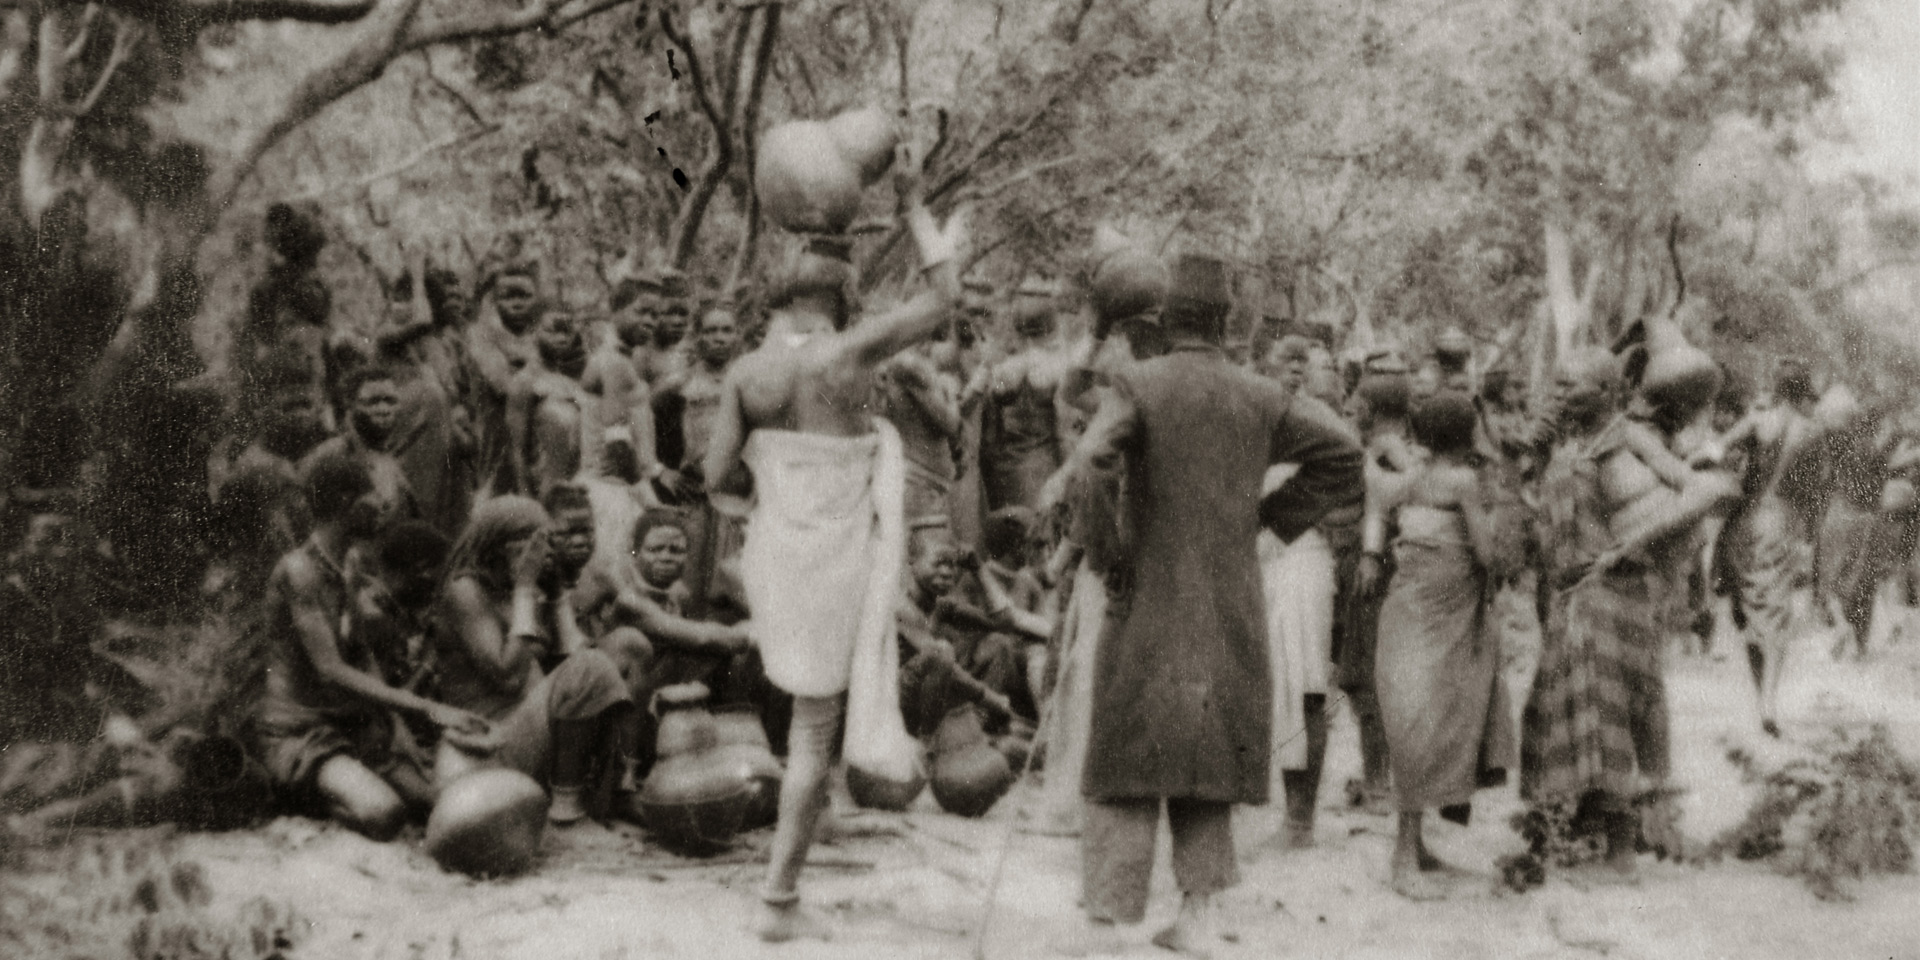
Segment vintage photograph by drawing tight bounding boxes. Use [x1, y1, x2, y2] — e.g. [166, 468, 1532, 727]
[2, 0, 1919, 957]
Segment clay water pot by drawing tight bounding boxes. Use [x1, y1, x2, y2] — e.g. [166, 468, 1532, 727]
[1637, 315, 1721, 416]
[653, 682, 718, 759]
[846, 759, 928, 812]
[930, 706, 1016, 818]
[640, 683, 758, 853]
[425, 768, 548, 877]
[637, 754, 757, 855]
[757, 120, 862, 234]
[710, 704, 783, 829]
[826, 106, 900, 187]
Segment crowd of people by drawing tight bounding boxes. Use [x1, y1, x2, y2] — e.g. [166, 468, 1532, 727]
[5, 154, 1920, 957]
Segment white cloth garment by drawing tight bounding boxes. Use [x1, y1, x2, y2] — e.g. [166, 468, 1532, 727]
[1260, 463, 1336, 775]
[739, 419, 918, 783]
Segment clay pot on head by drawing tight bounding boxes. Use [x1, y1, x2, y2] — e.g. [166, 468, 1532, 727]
[930, 706, 1017, 819]
[757, 121, 863, 234]
[826, 106, 900, 187]
[846, 759, 928, 812]
[1637, 315, 1722, 417]
[426, 769, 549, 877]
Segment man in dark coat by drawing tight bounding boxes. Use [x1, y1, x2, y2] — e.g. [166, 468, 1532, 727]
[1038, 252, 1364, 956]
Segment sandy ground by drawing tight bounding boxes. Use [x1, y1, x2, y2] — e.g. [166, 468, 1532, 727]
[13, 591, 1920, 960]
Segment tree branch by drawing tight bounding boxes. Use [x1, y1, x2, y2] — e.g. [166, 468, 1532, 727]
[216, 0, 639, 205]
[217, 0, 427, 206]
[403, 0, 632, 52]
[62, 4, 100, 62]
[956, 151, 1149, 278]
[96, 0, 378, 25]
[1812, 258, 1920, 299]
[727, 2, 782, 292]
[859, 92, 1071, 282]
[661, 2, 742, 269]
[421, 47, 488, 128]
[0, 10, 31, 104]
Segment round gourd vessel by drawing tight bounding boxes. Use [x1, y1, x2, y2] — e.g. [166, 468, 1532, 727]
[826, 106, 900, 186]
[757, 121, 862, 233]
[425, 769, 548, 877]
[1638, 317, 1722, 415]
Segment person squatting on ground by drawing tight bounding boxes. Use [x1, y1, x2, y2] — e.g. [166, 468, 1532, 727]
[251, 452, 492, 840]
[1038, 252, 1364, 957]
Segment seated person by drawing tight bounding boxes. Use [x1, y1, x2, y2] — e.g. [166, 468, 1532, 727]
[300, 364, 423, 530]
[252, 453, 490, 841]
[896, 528, 1033, 738]
[570, 507, 754, 696]
[432, 491, 639, 825]
[977, 507, 1059, 711]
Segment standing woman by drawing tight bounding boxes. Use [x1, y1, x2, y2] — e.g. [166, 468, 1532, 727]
[1373, 392, 1519, 899]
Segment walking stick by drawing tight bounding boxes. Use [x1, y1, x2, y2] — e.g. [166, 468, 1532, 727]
[969, 578, 1083, 960]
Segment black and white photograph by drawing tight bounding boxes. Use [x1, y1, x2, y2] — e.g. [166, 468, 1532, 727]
[2, 0, 1920, 956]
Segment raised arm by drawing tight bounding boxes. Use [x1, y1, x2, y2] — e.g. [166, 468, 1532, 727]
[442, 576, 541, 696]
[836, 172, 968, 366]
[1263, 394, 1366, 543]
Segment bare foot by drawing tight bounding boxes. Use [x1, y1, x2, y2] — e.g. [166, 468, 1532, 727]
[1416, 844, 1469, 875]
[1284, 821, 1316, 850]
[1151, 923, 1212, 959]
[755, 900, 833, 943]
[1051, 919, 1127, 957]
[1391, 862, 1451, 901]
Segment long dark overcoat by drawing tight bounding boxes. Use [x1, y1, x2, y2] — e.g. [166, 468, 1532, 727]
[1080, 344, 1364, 804]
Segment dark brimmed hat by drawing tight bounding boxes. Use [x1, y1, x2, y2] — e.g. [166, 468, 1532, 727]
[1164, 253, 1231, 328]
